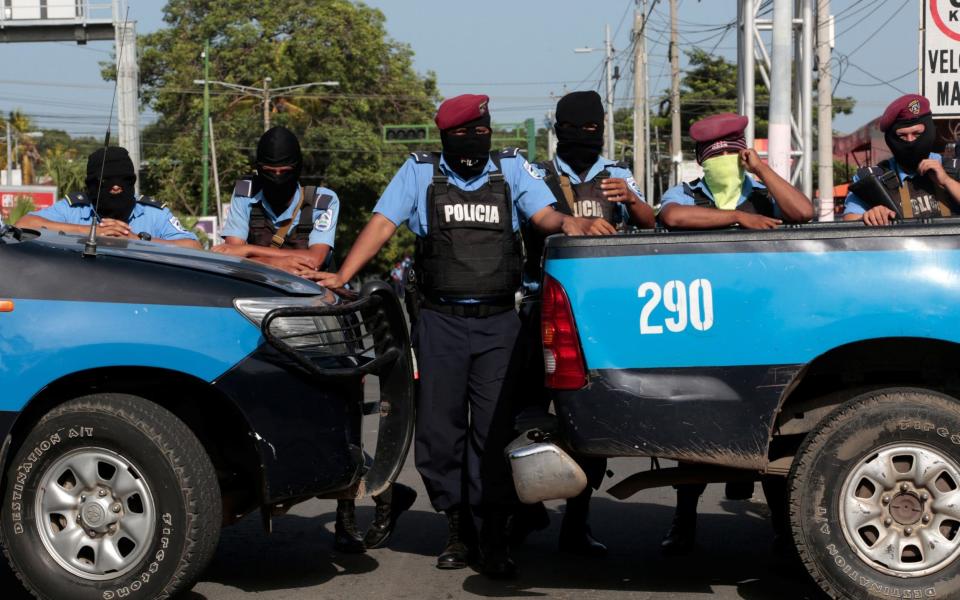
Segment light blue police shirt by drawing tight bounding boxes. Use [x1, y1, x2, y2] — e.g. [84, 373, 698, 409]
[843, 153, 942, 216]
[661, 176, 775, 214]
[29, 197, 198, 241]
[539, 155, 644, 223]
[373, 151, 555, 236]
[222, 185, 339, 248]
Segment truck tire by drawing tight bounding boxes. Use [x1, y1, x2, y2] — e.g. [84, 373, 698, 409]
[789, 387, 960, 599]
[1, 394, 221, 600]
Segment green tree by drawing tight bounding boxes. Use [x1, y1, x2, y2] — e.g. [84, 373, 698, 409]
[135, 0, 439, 275]
[8, 197, 35, 223]
[41, 145, 87, 196]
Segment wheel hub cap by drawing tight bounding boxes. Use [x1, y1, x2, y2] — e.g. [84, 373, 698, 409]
[890, 492, 924, 526]
[34, 447, 156, 581]
[840, 443, 960, 578]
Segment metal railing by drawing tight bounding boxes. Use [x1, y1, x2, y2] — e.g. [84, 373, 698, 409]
[0, 1, 113, 26]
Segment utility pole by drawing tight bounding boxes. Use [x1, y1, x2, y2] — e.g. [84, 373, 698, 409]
[604, 24, 615, 158]
[817, 0, 834, 221]
[201, 40, 210, 217]
[670, 0, 681, 186]
[546, 111, 556, 160]
[768, 0, 793, 180]
[114, 14, 140, 194]
[5, 116, 11, 187]
[262, 77, 273, 132]
[633, 3, 646, 200]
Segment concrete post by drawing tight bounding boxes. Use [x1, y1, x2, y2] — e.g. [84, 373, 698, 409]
[817, 0, 834, 220]
[114, 13, 140, 193]
[768, 0, 793, 179]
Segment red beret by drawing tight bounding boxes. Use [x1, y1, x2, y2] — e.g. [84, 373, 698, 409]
[689, 113, 749, 143]
[434, 94, 490, 130]
[879, 94, 931, 132]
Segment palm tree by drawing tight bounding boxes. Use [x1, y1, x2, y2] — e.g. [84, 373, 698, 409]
[41, 145, 86, 197]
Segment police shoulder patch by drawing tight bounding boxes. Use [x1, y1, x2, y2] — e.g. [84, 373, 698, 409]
[313, 209, 334, 232]
[497, 147, 521, 158]
[168, 215, 186, 233]
[66, 192, 90, 206]
[522, 159, 544, 180]
[625, 176, 643, 198]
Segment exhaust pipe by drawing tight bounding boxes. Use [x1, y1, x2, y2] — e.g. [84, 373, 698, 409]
[506, 434, 587, 504]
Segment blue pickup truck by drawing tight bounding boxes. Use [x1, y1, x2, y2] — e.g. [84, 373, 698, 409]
[508, 221, 960, 599]
[0, 225, 414, 599]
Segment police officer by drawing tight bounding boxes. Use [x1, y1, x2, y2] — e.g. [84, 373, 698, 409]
[657, 113, 813, 555]
[16, 146, 200, 249]
[214, 126, 339, 273]
[215, 126, 416, 553]
[306, 94, 588, 577]
[658, 113, 814, 230]
[842, 94, 960, 226]
[511, 91, 656, 556]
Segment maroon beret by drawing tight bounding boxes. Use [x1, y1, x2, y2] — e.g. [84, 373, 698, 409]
[689, 113, 749, 143]
[434, 94, 490, 130]
[879, 94, 931, 132]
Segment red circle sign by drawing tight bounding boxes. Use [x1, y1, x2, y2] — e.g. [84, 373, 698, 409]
[932, 0, 960, 42]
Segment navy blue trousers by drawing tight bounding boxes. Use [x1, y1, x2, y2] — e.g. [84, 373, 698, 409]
[412, 308, 520, 512]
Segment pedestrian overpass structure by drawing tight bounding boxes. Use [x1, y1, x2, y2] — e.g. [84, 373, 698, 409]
[0, 0, 140, 187]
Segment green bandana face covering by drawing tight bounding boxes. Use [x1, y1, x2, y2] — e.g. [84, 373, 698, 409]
[701, 153, 744, 210]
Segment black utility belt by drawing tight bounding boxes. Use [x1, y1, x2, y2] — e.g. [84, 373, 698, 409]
[421, 297, 515, 318]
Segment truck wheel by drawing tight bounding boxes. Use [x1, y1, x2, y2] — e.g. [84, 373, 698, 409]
[789, 388, 960, 599]
[1, 394, 221, 600]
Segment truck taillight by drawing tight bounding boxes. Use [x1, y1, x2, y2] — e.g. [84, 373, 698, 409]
[541, 275, 586, 390]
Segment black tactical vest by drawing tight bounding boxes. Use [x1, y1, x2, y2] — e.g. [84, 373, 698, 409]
[232, 178, 334, 250]
[851, 159, 958, 220]
[413, 151, 522, 303]
[682, 178, 775, 217]
[541, 161, 618, 222]
[519, 160, 622, 290]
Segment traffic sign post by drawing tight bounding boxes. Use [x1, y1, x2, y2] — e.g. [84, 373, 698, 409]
[922, 0, 960, 118]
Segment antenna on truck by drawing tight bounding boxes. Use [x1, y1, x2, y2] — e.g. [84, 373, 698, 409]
[83, 5, 131, 258]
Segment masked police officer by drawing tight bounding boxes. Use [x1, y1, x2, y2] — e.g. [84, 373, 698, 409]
[658, 113, 814, 230]
[306, 94, 589, 577]
[511, 91, 657, 556]
[216, 126, 417, 554]
[215, 126, 340, 273]
[17, 147, 200, 249]
[843, 94, 960, 226]
[657, 113, 813, 555]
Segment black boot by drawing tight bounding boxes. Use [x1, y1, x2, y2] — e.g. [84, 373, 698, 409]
[364, 483, 418, 549]
[558, 490, 607, 557]
[437, 507, 469, 570]
[661, 485, 700, 556]
[334, 499, 366, 554]
[479, 508, 517, 579]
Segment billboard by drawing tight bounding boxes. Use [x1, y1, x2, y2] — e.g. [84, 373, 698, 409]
[0, 185, 58, 221]
[922, 0, 960, 118]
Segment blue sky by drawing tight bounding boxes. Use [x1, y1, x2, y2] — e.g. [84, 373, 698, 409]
[0, 0, 920, 138]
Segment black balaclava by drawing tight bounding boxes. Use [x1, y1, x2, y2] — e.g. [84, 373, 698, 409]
[555, 91, 605, 175]
[255, 126, 303, 211]
[885, 113, 937, 173]
[85, 146, 136, 222]
[440, 114, 492, 180]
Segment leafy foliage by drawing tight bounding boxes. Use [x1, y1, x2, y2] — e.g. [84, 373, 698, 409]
[8, 197, 35, 223]
[136, 0, 439, 274]
[41, 145, 86, 196]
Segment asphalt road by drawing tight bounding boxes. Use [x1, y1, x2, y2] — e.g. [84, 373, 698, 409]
[1, 380, 829, 600]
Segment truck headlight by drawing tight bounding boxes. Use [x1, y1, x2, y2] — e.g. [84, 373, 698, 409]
[234, 296, 357, 355]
